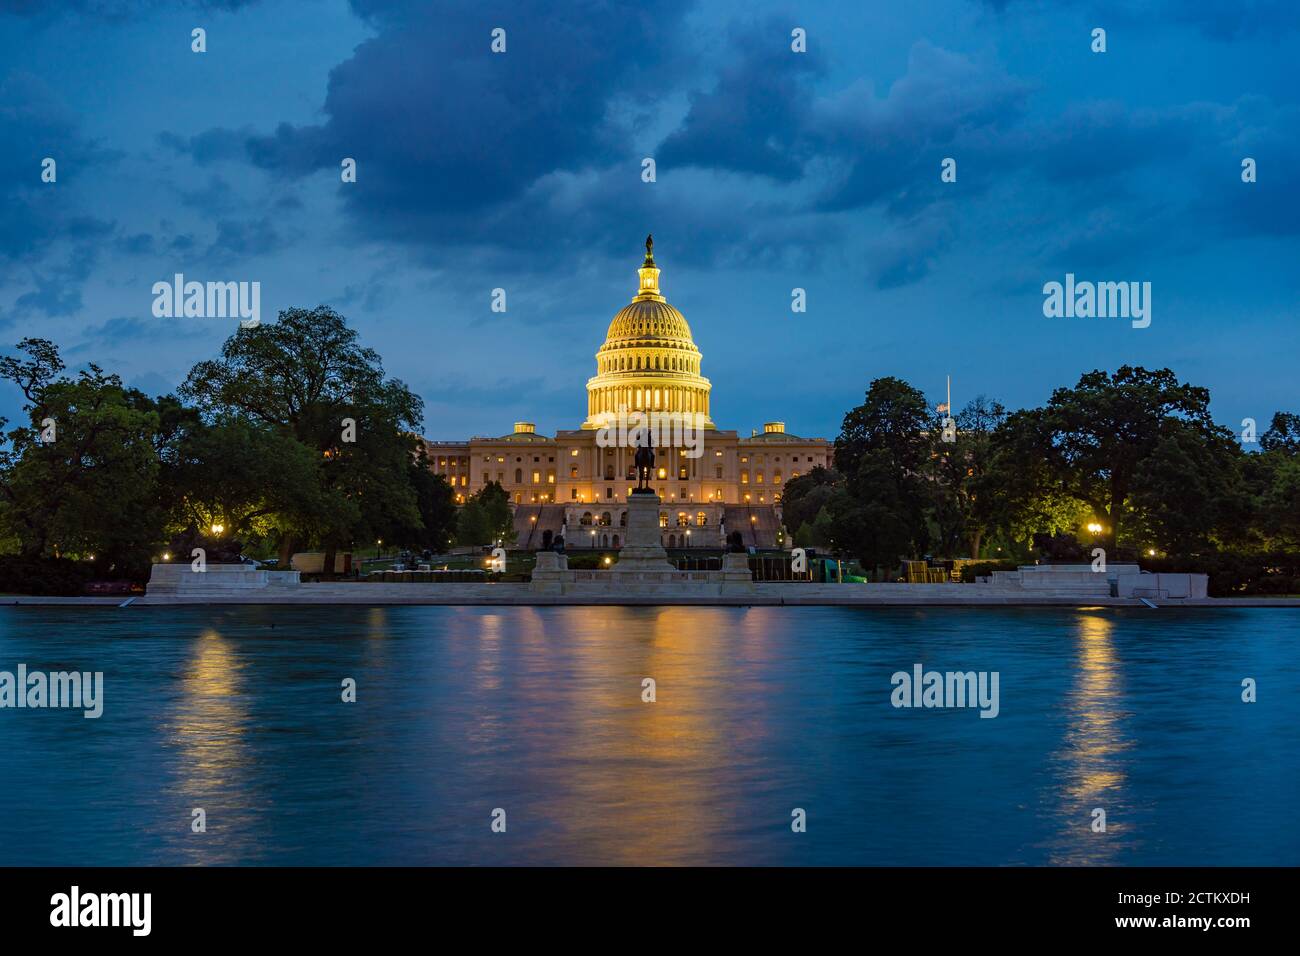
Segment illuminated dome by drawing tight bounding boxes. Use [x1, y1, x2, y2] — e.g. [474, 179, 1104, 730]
[583, 235, 714, 428]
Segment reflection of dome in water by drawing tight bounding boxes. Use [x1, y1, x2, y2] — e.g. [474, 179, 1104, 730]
[584, 236, 714, 429]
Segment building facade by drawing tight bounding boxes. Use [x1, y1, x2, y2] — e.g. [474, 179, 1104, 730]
[425, 239, 831, 548]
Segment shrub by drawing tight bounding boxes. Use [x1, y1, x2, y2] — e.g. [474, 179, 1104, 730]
[0, 555, 101, 596]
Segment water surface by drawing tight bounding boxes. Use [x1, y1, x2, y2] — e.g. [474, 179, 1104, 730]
[1, 605, 1296, 865]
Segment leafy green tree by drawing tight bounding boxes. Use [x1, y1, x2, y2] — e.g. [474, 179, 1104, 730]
[1129, 420, 1245, 555]
[0, 340, 164, 574]
[834, 376, 932, 479]
[779, 466, 842, 537]
[180, 306, 426, 566]
[475, 481, 517, 546]
[1260, 412, 1300, 454]
[833, 378, 932, 563]
[989, 366, 1227, 553]
[925, 395, 1006, 558]
[454, 499, 491, 547]
[161, 416, 324, 555]
[399, 449, 458, 551]
[828, 451, 916, 577]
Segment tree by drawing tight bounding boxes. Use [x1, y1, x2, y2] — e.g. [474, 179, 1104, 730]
[161, 416, 325, 555]
[1129, 420, 1244, 555]
[475, 481, 517, 546]
[826, 455, 915, 577]
[0, 341, 164, 574]
[1260, 411, 1300, 454]
[399, 449, 458, 552]
[990, 366, 1226, 553]
[834, 376, 932, 479]
[779, 466, 842, 537]
[925, 395, 1007, 558]
[833, 378, 932, 563]
[179, 306, 426, 565]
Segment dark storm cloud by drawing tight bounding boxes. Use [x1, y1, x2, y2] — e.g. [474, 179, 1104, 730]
[0, 72, 116, 264]
[245, 0, 694, 226]
[657, 17, 823, 182]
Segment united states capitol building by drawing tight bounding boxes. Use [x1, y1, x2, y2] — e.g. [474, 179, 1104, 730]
[426, 238, 830, 549]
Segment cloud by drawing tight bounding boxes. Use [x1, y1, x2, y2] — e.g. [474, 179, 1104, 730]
[658, 17, 824, 182]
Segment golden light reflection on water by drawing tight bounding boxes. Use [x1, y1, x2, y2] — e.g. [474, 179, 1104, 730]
[520, 606, 754, 865]
[1049, 612, 1131, 864]
[167, 627, 255, 864]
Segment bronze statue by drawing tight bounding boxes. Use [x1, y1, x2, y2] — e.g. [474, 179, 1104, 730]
[633, 433, 655, 493]
[645, 233, 653, 258]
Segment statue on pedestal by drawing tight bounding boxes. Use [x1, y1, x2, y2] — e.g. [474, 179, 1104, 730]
[633, 433, 655, 494]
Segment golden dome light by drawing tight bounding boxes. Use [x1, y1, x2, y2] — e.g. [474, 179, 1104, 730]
[583, 235, 714, 430]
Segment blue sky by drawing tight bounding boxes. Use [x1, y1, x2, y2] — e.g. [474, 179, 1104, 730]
[1, 0, 1297, 440]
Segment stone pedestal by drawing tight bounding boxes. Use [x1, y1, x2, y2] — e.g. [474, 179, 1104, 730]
[614, 492, 675, 571]
[720, 551, 755, 594]
[146, 562, 300, 595]
[530, 551, 569, 594]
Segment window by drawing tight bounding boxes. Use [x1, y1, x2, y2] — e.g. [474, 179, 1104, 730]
[570, 448, 579, 457]
[532, 471, 541, 484]
[697, 512, 707, 526]
[756, 472, 764, 485]
[547, 470, 555, 484]
[601, 512, 612, 526]
[571, 488, 578, 500]
[605, 465, 615, 480]
[715, 466, 723, 479]
[514, 468, 523, 484]
[657, 467, 667, 479]
[659, 513, 669, 528]
[677, 512, 688, 527]
[678, 466, 688, 479]
[581, 512, 593, 526]
[740, 470, 749, 485]
[774, 470, 782, 484]
[606, 487, 614, 499]
[570, 465, 579, 478]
